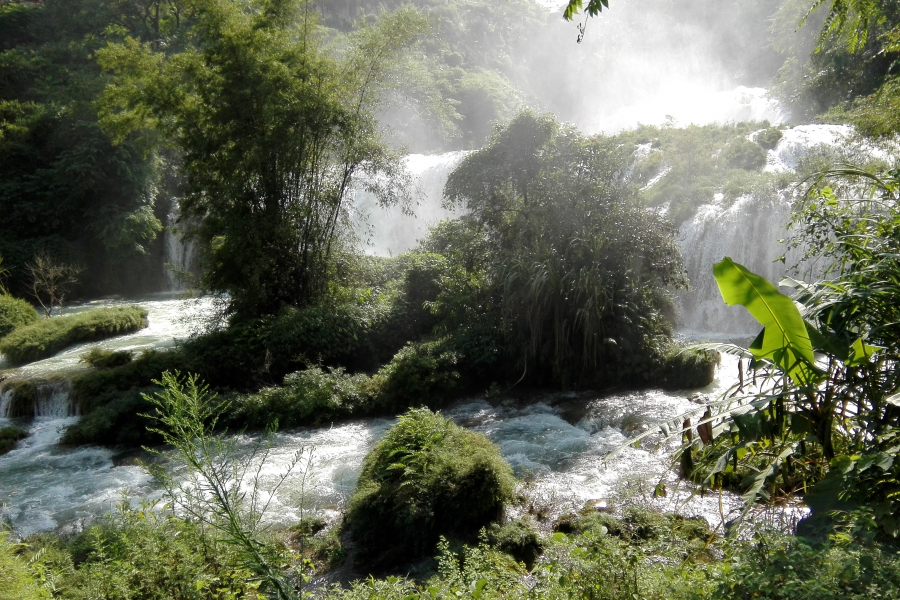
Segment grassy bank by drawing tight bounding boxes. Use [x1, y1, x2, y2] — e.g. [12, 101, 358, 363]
[0, 306, 148, 365]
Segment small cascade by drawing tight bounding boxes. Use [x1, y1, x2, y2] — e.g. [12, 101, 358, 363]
[675, 192, 800, 337]
[0, 387, 12, 419]
[353, 152, 467, 256]
[765, 125, 853, 173]
[163, 202, 200, 290]
[34, 379, 77, 418]
[0, 379, 77, 419]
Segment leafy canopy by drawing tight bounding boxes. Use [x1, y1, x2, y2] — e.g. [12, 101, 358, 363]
[98, 0, 425, 319]
[437, 111, 687, 384]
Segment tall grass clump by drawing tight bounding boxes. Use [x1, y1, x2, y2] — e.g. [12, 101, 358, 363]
[346, 408, 515, 568]
[0, 306, 148, 365]
[0, 295, 38, 340]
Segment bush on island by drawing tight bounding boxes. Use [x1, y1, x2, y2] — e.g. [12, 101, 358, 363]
[656, 347, 720, 389]
[0, 306, 148, 365]
[81, 348, 134, 369]
[0, 295, 38, 340]
[227, 339, 462, 431]
[229, 366, 370, 429]
[346, 408, 515, 569]
[0, 426, 27, 455]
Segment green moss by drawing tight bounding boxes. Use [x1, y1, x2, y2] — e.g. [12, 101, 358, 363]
[656, 346, 720, 389]
[0, 426, 27, 455]
[80, 348, 134, 369]
[346, 408, 515, 568]
[0, 295, 38, 340]
[0, 306, 148, 365]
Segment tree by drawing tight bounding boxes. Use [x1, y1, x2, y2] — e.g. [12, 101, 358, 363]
[99, 0, 424, 320]
[27, 252, 82, 317]
[439, 111, 687, 384]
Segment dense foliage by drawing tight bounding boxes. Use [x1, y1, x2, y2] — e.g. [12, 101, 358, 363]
[98, 0, 422, 320]
[346, 408, 516, 568]
[0, 306, 147, 365]
[430, 111, 688, 386]
[0, 294, 37, 339]
[0, 0, 174, 298]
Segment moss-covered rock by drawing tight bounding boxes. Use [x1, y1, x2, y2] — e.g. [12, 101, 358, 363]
[0, 425, 27, 455]
[0, 295, 38, 340]
[657, 347, 720, 389]
[80, 348, 134, 369]
[346, 408, 515, 569]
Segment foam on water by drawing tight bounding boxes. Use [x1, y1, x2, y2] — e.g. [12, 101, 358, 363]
[0, 417, 155, 537]
[0, 357, 747, 535]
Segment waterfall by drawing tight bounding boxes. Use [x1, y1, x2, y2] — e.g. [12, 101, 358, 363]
[674, 192, 800, 337]
[353, 152, 467, 256]
[0, 379, 76, 419]
[0, 388, 12, 419]
[674, 124, 854, 337]
[35, 380, 77, 418]
[163, 202, 200, 291]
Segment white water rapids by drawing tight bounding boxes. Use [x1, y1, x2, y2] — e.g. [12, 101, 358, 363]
[0, 123, 857, 537]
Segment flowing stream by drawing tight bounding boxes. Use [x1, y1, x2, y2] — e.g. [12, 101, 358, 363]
[0, 123, 854, 537]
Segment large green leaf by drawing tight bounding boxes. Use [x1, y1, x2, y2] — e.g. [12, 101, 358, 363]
[713, 258, 819, 385]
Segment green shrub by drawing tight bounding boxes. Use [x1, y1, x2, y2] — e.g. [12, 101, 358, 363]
[59, 501, 256, 600]
[656, 347, 720, 389]
[265, 303, 389, 373]
[0, 306, 148, 365]
[485, 518, 543, 568]
[711, 534, 900, 600]
[370, 340, 461, 413]
[721, 136, 767, 170]
[0, 426, 27, 455]
[754, 126, 783, 150]
[0, 295, 38, 340]
[0, 531, 43, 600]
[230, 366, 372, 429]
[80, 348, 134, 369]
[346, 408, 516, 568]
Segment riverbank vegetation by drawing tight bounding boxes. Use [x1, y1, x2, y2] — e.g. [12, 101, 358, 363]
[0, 306, 148, 365]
